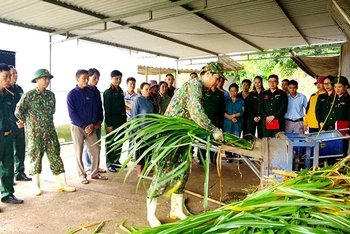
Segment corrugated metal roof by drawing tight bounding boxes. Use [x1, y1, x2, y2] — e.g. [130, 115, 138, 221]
[0, 0, 346, 59]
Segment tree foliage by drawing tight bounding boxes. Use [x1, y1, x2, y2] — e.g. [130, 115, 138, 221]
[226, 44, 340, 83]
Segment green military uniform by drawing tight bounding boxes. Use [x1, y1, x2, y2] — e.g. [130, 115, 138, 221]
[259, 88, 288, 137]
[199, 87, 225, 163]
[15, 88, 65, 175]
[103, 84, 127, 167]
[237, 92, 249, 135]
[158, 93, 171, 115]
[202, 88, 225, 128]
[247, 89, 264, 138]
[150, 77, 217, 197]
[315, 91, 350, 130]
[8, 84, 26, 178]
[0, 89, 16, 200]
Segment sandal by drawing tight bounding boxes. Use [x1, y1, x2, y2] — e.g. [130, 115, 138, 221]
[98, 168, 107, 173]
[81, 178, 89, 184]
[91, 174, 108, 180]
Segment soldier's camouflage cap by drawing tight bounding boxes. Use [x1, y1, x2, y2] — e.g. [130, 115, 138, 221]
[201, 62, 227, 80]
[31, 69, 54, 83]
[333, 76, 349, 86]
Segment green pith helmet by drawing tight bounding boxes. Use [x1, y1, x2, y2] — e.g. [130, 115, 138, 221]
[201, 62, 226, 80]
[333, 76, 349, 86]
[31, 69, 54, 83]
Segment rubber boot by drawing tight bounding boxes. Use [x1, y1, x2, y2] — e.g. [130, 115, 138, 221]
[170, 193, 187, 220]
[146, 198, 161, 227]
[33, 174, 41, 196]
[55, 173, 76, 192]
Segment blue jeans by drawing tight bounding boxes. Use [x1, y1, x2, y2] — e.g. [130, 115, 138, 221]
[83, 128, 101, 171]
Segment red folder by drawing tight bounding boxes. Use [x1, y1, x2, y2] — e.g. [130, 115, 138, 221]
[335, 120, 349, 136]
[266, 119, 279, 130]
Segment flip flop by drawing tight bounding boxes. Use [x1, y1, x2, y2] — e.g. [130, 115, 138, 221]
[91, 174, 108, 180]
[98, 168, 107, 173]
[81, 178, 89, 184]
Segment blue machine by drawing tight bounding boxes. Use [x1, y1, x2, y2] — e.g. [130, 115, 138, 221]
[285, 130, 345, 168]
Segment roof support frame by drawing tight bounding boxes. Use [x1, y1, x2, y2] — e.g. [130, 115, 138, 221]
[169, 0, 264, 51]
[51, 0, 249, 47]
[43, 0, 218, 56]
[0, 18, 179, 59]
[274, 0, 310, 45]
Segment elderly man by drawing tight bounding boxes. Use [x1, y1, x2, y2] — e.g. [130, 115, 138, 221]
[8, 65, 31, 181]
[16, 69, 75, 195]
[0, 63, 23, 207]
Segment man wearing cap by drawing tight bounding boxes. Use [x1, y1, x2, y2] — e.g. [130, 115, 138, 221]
[149, 80, 160, 113]
[304, 76, 325, 133]
[7, 66, 31, 181]
[260, 74, 288, 137]
[103, 70, 126, 173]
[0, 63, 23, 207]
[15, 68, 75, 196]
[146, 62, 225, 227]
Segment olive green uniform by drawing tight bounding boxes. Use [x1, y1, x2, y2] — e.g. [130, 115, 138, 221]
[200, 87, 225, 163]
[8, 84, 26, 178]
[237, 92, 249, 135]
[103, 84, 127, 167]
[259, 89, 288, 137]
[247, 89, 264, 138]
[315, 91, 350, 130]
[0, 89, 16, 199]
[316, 91, 350, 156]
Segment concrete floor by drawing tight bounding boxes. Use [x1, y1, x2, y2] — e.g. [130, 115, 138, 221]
[0, 143, 259, 234]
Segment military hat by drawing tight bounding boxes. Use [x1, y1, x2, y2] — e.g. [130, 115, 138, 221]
[31, 69, 54, 83]
[333, 76, 349, 86]
[201, 62, 226, 80]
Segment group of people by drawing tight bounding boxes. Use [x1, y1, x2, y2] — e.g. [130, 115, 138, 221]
[0, 64, 76, 212]
[1, 60, 349, 227]
[0, 63, 180, 212]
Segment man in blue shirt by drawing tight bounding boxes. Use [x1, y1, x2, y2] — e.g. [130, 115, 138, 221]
[284, 80, 308, 134]
[67, 69, 107, 184]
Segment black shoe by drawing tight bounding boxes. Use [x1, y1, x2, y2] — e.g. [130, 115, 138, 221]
[1, 195, 24, 204]
[108, 166, 117, 173]
[15, 173, 32, 181]
[226, 159, 233, 163]
[197, 160, 203, 165]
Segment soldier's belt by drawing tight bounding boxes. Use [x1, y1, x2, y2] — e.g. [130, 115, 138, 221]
[0, 130, 12, 136]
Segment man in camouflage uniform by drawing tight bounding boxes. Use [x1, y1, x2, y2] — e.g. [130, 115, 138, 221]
[0, 63, 23, 208]
[15, 69, 75, 196]
[146, 62, 225, 227]
[7, 66, 31, 181]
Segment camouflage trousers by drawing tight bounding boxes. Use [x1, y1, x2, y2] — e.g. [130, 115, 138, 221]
[148, 146, 190, 198]
[27, 129, 65, 176]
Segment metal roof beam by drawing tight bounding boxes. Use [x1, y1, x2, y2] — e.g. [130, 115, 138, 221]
[274, 0, 310, 45]
[170, 0, 263, 51]
[43, 0, 219, 56]
[0, 18, 179, 59]
[50, 0, 195, 36]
